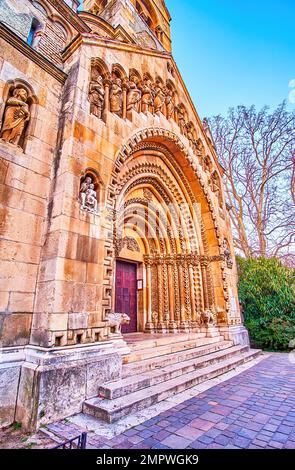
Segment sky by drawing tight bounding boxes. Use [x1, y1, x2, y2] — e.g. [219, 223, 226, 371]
[79, 1, 295, 118]
[166, 0, 295, 118]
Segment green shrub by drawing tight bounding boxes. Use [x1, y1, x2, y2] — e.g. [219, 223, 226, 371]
[237, 257, 295, 351]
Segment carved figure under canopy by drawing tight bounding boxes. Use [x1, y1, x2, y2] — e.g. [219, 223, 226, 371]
[110, 78, 123, 116]
[127, 75, 142, 114]
[0, 88, 30, 146]
[153, 80, 166, 115]
[89, 70, 105, 119]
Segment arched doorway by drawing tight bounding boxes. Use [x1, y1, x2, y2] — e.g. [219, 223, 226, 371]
[105, 129, 227, 334]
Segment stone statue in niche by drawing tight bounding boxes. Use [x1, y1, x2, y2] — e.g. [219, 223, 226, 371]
[140, 77, 153, 114]
[165, 87, 175, 120]
[80, 175, 99, 213]
[89, 69, 105, 119]
[110, 78, 123, 116]
[0, 88, 30, 147]
[153, 80, 166, 115]
[126, 75, 142, 115]
[211, 171, 223, 207]
[176, 105, 186, 136]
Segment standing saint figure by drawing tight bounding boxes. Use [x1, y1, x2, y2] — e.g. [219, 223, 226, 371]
[126, 75, 142, 116]
[110, 78, 123, 116]
[0, 88, 30, 146]
[89, 70, 105, 119]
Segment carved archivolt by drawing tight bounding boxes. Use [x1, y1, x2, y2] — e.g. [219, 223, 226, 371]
[100, 128, 228, 327]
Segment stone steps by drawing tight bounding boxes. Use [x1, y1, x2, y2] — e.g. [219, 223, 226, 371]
[126, 332, 207, 352]
[123, 334, 224, 364]
[100, 344, 249, 399]
[83, 347, 261, 423]
[122, 340, 233, 378]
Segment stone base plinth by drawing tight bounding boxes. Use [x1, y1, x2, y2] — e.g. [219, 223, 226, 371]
[1, 342, 123, 431]
[218, 325, 250, 346]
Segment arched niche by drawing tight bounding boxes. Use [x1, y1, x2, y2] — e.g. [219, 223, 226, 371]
[79, 168, 103, 214]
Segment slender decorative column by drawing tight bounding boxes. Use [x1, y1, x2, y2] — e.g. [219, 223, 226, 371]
[157, 259, 165, 331]
[167, 259, 177, 332]
[173, 262, 181, 328]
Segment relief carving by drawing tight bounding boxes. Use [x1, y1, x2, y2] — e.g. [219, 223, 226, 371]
[127, 75, 142, 115]
[89, 68, 105, 119]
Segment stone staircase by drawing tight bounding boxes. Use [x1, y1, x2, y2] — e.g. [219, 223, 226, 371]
[83, 332, 261, 423]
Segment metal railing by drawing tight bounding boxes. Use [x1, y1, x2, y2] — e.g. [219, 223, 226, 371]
[53, 432, 87, 450]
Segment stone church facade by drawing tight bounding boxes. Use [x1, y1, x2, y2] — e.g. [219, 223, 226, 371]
[0, 0, 251, 430]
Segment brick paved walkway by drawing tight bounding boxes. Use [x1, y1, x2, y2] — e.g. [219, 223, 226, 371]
[48, 354, 295, 449]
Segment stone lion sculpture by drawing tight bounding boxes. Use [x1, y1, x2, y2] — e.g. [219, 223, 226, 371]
[200, 310, 214, 326]
[106, 312, 131, 334]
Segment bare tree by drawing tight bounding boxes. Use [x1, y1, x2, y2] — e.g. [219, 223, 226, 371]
[208, 102, 295, 262]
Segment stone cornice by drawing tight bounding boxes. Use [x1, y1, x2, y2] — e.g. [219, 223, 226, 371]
[0, 22, 68, 84]
[46, 0, 91, 33]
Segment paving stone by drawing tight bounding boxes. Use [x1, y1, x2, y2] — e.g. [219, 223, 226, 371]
[161, 434, 192, 449]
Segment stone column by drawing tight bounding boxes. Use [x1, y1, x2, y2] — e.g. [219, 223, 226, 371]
[157, 261, 165, 331]
[201, 260, 210, 310]
[145, 259, 154, 332]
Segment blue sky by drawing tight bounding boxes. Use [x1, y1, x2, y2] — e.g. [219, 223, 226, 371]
[166, 0, 295, 117]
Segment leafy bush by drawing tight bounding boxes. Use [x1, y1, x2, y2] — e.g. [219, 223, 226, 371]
[237, 257, 295, 351]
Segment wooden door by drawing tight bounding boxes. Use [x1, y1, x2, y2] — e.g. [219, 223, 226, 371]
[115, 261, 137, 334]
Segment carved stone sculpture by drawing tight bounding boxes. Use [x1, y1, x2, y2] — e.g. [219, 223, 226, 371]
[110, 78, 123, 116]
[80, 176, 98, 213]
[200, 310, 214, 325]
[140, 78, 153, 114]
[106, 312, 131, 334]
[0, 88, 30, 146]
[223, 239, 233, 269]
[153, 80, 166, 115]
[89, 69, 105, 119]
[165, 87, 175, 120]
[126, 75, 142, 114]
